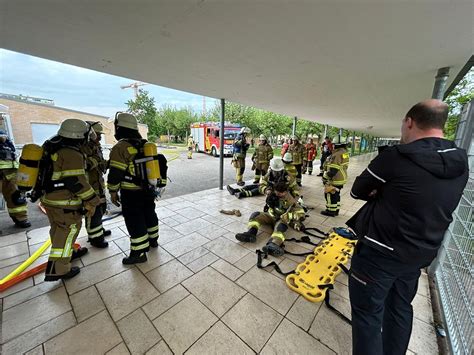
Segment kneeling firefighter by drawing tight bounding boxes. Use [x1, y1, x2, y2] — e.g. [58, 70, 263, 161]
[38, 119, 101, 281]
[235, 178, 306, 257]
[83, 121, 110, 248]
[107, 113, 166, 264]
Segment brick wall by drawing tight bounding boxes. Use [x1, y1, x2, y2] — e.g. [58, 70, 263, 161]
[0, 98, 148, 145]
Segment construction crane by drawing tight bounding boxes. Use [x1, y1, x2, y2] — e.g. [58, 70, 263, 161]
[120, 81, 147, 97]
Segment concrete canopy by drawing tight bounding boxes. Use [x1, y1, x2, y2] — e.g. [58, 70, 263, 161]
[1, 1, 472, 137]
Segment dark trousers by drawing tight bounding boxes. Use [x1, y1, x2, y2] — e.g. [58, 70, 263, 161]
[302, 160, 313, 174]
[237, 184, 260, 197]
[294, 164, 303, 185]
[349, 244, 421, 355]
[320, 152, 330, 172]
[121, 189, 159, 253]
[324, 187, 341, 213]
[85, 203, 106, 240]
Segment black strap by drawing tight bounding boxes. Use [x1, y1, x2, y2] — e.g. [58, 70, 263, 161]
[303, 227, 329, 238]
[285, 235, 320, 247]
[256, 250, 293, 276]
[320, 284, 352, 325]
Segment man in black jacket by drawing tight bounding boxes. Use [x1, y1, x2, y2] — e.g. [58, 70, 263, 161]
[347, 99, 468, 355]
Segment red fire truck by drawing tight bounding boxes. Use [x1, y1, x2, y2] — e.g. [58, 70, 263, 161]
[190, 122, 241, 157]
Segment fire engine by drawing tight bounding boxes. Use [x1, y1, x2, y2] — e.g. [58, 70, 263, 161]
[190, 122, 241, 157]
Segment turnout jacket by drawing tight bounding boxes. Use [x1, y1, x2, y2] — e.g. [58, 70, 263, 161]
[323, 147, 349, 186]
[268, 193, 305, 224]
[83, 141, 107, 199]
[289, 142, 305, 165]
[108, 139, 144, 192]
[304, 143, 317, 161]
[259, 170, 300, 198]
[252, 143, 273, 168]
[0, 138, 18, 170]
[347, 138, 468, 267]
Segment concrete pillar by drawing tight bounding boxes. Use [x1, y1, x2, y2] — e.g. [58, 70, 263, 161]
[292, 116, 297, 136]
[219, 98, 225, 190]
[432, 67, 450, 100]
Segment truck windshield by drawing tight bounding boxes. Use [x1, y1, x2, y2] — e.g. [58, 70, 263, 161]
[224, 130, 238, 139]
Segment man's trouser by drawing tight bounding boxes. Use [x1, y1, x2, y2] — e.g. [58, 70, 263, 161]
[294, 164, 303, 185]
[325, 185, 342, 213]
[234, 158, 245, 184]
[0, 169, 28, 222]
[303, 160, 314, 174]
[187, 147, 193, 159]
[121, 189, 159, 253]
[236, 184, 260, 198]
[320, 152, 330, 173]
[349, 244, 421, 355]
[248, 211, 288, 246]
[85, 202, 106, 240]
[45, 206, 82, 276]
[254, 164, 269, 183]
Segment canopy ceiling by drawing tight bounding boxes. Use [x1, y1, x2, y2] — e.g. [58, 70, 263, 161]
[2, 0, 472, 136]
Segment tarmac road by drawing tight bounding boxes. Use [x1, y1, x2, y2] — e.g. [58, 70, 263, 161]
[0, 147, 259, 236]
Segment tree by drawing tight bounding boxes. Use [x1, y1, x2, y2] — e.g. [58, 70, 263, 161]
[125, 89, 158, 141]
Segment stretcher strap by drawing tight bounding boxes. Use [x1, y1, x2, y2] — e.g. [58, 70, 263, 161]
[256, 250, 294, 276]
[303, 227, 330, 238]
[321, 285, 352, 325]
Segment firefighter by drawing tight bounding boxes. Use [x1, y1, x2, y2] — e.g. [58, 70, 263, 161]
[42, 119, 101, 281]
[235, 180, 306, 256]
[317, 136, 333, 176]
[321, 136, 349, 217]
[107, 113, 159, 265]
[227, 157, 299, 199]
[0, 129, 30, 228]
[187, 134, 194, 159]
[289, 135, 305, 186]
[281, 137, 292, 157]
[232, 127, 251, 186]
[282, 152, 297, 180]
[252, 134, 273, 183]
[83, 121, 110, 248]
[302, 138, 317, 175]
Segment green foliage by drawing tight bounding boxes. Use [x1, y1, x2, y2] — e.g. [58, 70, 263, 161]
[125, 90, 158, 141]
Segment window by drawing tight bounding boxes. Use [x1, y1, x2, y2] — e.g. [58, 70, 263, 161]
[31, 123, 60, 144]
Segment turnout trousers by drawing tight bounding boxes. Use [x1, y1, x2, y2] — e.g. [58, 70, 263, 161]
[85, 202, 106, 240]
[45, 207, 82, 277]
[302, 160, 314, 174]
[248, 211, 288, 245]
[349, 244, 421, 355]
[236, 184, 260, 198]
[325, 186, 342, 213]
[254, 163, 269, 183]
[121, 189, 159, 253]
[233, 157, 246, 184]
[294, 164, 303, 185]
[0, 168, 28, 222]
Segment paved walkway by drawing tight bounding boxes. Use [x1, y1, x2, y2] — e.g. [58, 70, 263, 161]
[0, 153, 438, 354]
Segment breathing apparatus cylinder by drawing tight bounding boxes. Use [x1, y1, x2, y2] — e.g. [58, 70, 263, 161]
[143, 142, 160, 186]
[16, 144, 44, 191]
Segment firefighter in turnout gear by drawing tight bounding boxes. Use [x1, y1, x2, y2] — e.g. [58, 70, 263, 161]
[235, 180, 306, 257]
[252, 134, 273, 183]
[321, 136, 349, 217]
[282, 152, 297, 180]
[227, 157, 299, 199]
[107, 113, 159, 265]
[187, 135, 194, 159]
[42, 119, 101, 281]
[232, 127, 251, 186]
[83, 122, 110, 248]
[0, 129, 30, 228]
[302, 138, 317, 175]
[318, 137, 334, 176]
[289, 135, 305, 186]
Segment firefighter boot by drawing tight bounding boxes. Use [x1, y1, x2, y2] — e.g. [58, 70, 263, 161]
[237, 181, 245, 187]
[44, 262, 80, 282]
[262, 240, 285, 257]
[235, 228, 257, 243]
[149, 238, 159, 248]
[122, 250, 147, 265]
[227, 185, 236, 195]
[71, 247, 89, 260]
[320, 210, 338, 217]
[12, 217, 31, 228]
[103, 229, 112, 237]
[235, 192, 244, 199]
[89, 235, 109, 248]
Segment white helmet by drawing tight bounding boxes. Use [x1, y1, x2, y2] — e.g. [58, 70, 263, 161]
[240, 127, 251, 134]
[292, 135, 299, 141]
[282, 152, 293, 163]
[115, 112, 138, 130]
[259, 134, 267, 141]
[58, 119, 88, 139]
[87, 121, 104, 134]
[270, 157, 284, 172]
[189, 134, 193, 138]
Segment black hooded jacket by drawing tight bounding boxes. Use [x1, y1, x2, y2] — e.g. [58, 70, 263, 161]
[347, 137, 469, 267]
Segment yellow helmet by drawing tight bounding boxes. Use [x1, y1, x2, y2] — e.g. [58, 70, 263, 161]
[58, 119, 88, 139]
[87, 121, 104, 134]
[115, 112, 138, 130]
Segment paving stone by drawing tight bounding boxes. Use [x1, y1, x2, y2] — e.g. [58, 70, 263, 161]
[64, 254, 133, 295]
[261, 318, 334, 354]
[142, 284, 190, 320]
[236, 267, 298, 315]
[1, 286, 71, 343]
[44, 310, 122, 354]
[106, 227, 127, 241]
[182, 267, 246, 317]
[0, 241, 29, 260]
[270, 258, 298, 280]
[223, 220, 250, 234]
[26, 226, 50, 245]
[233, 252, 257, 272]
[186, 321, 254, 355]
[175, 206, 207, 219]
[3, 281, 61, 310]
[408, 317, 438, 355]
[135, 246, 174, 274]
[161, 232, 209, 258]
[117, 309, 161, 355]
[145, 340, 172, 355]
[222, 293, 283, 352]
[211, 258, 244, 281]
[187, 252, 220, 273]
[160, 216, 180, 227]
[171, 213, 189, 223]
[286, 296, 322, 331]
[97, 268, 159, 321]
[196, 223, 230, 240]
[413, 293, 434, 324]
[106, 343, 130, 355]
[80, 241, 124, 266]
[204, 237, 250, 263]
[24, 345, 44, 355]
[332, 280, 350, 301]
[155, 206, 177, 218]
[145, 259, 193, 293]
[417, 272, 430, 298]
[177, 246, 209, 265]
[113, 237, 131, 253]
[0, 253, 29, 269]
[1, 312, 76, 355]
[174, 218, 213, 235]
[0, 230, 27, 248]
[70, 286, 106, 322]
[154, 225, 184, 245]
[153, 295, 218, 354]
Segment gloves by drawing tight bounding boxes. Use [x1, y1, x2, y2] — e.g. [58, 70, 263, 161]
[110, 191, 121, 207]
[83, 202, 97, 218]
[324, 184, 339, 194]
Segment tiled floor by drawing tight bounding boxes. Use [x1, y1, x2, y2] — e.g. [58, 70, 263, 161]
[0, 153, 438, 354]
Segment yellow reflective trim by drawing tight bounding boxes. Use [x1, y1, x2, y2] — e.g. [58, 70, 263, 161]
[52, 169, 86, 180]
[107, 183, 120, 191]
[120, 182, 141, 190]
[41, 197, 82, 207]
[110, 160, 128, 171]
[77, 187, 95, 200]
[88, 231, 104, 238]
[147, 225, 159, 232]
[51, 153, 58, 161]
[127, 147, 138, 154]
[86, 225, 103, 234]
[8, 205, 28, 214]
[49, 248, 64, 258]
[131, 234, 149, 244]
[271, 231, 285, 241]
[131, 243, 149, 251]
[248, 221, 260, 229]
[63, 224, 78, 257]
[148, 232, 159, 239]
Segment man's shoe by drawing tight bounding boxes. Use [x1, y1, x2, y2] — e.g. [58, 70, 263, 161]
[320, 210, 337, 217]
[226, 185, 236, 195]
[237, 181, 245, 186]
[262, 242, 285, 257]
[71, 247, 88, 260]
[89, 237, 109, 249]
[44, 266, 80, 282]
[149, 238, 159, 248]
[102, 229, 112, 237]
[317, 172, 323, 176]
[122, 252, 147, 265]
[14, 219, 31, 228]
[235, 232, 257, 243]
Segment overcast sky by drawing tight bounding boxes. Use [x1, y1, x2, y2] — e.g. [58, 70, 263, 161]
[0, 49, 218, 117]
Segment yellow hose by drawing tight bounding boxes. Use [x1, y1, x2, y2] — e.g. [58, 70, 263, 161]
[0, 239, 51, 285]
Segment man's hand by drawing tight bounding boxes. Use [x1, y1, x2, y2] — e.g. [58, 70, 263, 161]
[110, 191, 121, 207]
[84, 203, 96, 218]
